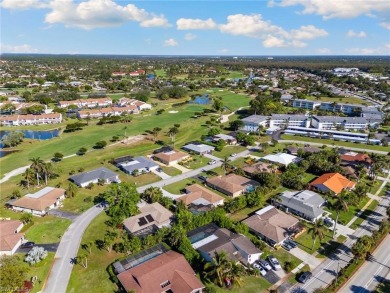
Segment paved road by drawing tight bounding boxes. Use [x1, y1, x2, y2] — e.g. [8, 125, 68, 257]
[339, 235, 390, 293]
[43, 205, 105, 293]
[289, 187, 390, 292]
[279, 140, 388, 155]
[43, 148, 250, 293]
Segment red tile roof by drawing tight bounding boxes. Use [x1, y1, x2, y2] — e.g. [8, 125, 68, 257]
[309, 172, 355, 194]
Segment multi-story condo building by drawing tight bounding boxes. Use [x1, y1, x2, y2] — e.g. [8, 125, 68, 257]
[58, 97, 112, 109]
[311, 116, 368, 130]
[269, 114, 310, 128]
[291, 99, 321, 110]
[0, 113, 62, 126]
[240, 115, 268, 132]
[319, 102, 362, 115]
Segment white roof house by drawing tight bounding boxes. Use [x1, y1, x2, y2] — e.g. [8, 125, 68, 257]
[182, 144, 215, 155]
[262, 153, 301, 166]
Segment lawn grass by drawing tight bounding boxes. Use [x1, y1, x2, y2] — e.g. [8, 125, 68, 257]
[325, 196, 370, 225]
[349, 199, 379, 229]
[227, 71, 245, 79]
[163, 178, 197, 194]
[67, 212, 123, 293]
[207, 276, 271, 293]
[154, 69, 166, 77]
[281, 134, 389, 152]
[180, 155, 211, 169]
[13, 252, 55, 293]
[378, 183, 389, 197]
[302, 173, 316, 184]
[213, 145, 247, 159]
[294, 223, 347, 257]
[25, 216, 72, 244]
[366, 179, 384, 195]
[304, 95, 370, 105]
[160, 166, 182, 176]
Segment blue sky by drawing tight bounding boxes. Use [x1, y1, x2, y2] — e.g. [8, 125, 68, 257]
[1, 0, 389, 55]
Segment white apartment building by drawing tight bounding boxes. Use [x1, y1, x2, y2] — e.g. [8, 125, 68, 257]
[311, 116, 368, 130]
[269, 114, 310, 128]
[240, 115, 268, 132]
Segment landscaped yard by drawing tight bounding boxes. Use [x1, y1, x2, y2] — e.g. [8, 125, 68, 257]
[378, 183, 389, 197]
[349, 199, 379, 229]
[25, 216, 72, 244]
[280, 134, 389, 152]
[325, 196, 370, 225]
[180, 155, 211, 169]
[214, 145, 247, 159]
[160, 165, 182, 176]
[207, 276, 271, 293]
[163, 178, 197, 194]
[67, 212, 123, 293]
[14, 252, 55, 293]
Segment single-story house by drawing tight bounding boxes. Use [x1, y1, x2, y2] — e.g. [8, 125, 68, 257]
[176, 184, 225, 210]
[0, 220, 24, 255]
[206, 174, 259, 197]
[309, 172, 356, 195]
[212, 134, 237, 145]
[261, 153, 301, 167]
[182, 143, 215, 155]
[7, 187, 66, 216]
[153, 149, 189, 166]
[123, 203, 173, 237]
[340, 151, 371, 167]
[113, 156, 159, 175]
[242, 206, 300, 247]
[275, 190, 326, 222]
[188, 223, 262, 265]
[69, 167, 120, 187]
[115, 246, 204, 293]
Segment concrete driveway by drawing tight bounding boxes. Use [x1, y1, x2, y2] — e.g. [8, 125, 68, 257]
[289, 247, 323, 270]
[151, 169, 171, 180]
[48, 209, 79, 221]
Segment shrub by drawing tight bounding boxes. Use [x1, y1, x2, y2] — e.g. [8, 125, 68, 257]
[25, 247, 48, 265]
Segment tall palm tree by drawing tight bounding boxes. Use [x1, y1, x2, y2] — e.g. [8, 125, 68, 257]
[228, 261, 245, 287]
[308, 219, 326, 251]
[66, 182, 79, 198]
[29, 157, 44, 186]
[168, 126, 179, 147]
[332, 191, 349, 238]
[204, 251, 232, 287]
[221, 156, 231, 175]
[23, 168, 34, 190]
[42, 162, 54, 185]
[141, 187, 162, 203]
[151, 127, 162, 143]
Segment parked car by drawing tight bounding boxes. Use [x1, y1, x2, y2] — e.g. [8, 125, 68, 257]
[258, 259, 272, 271]
[267, 255, 282, 270]
[324, 217, 335, 227]
[198, 175, 207, 182]
[230, 153, 237, 157]
[208, 160, 217, 165]
[253, 263, 267, 276]
[285, 239, 298, 248]
[281, 243, 293, 251]
[298, 271, 313, 284]
[21, 242, 35, 249]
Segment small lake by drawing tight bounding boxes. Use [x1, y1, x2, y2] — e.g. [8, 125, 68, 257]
[189, 94, 210, 105]
[0, 129, 60, 157]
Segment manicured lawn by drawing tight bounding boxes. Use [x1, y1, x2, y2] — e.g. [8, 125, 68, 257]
[207, 276, 271, 293]
[294, 224, 347, 256]
[349, 199, 379, 229]
[60, 192, 97, 214]
[67, 212, 123, 293]
[227, 71, 245, 79]
[262, 248, 302, 273]
[25, 216, 72, 244]
[366, 179, 384, 195]
[304, 95, 370, 105]
[180, 155, 211, 169]
[163, 178, 197, 194]
[154, 69, 166, 77]
[214, 145, 247, 159]
[378, 183, 389, 197]
[325, 196, 370, 225]
[280, 134, 389, 152]
[302, 173, 316, 184]
[160, 166, 182, 176]
[14, 252, 55, 293]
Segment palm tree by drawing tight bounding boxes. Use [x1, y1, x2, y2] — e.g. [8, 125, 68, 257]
[332, 191, 349, 238]
[169, 225, 185, 248]
[141, 187, 162, 203]
[308, 219, 326, 251]
[351, 235, 373, 263]
[29, 157, 44, 186]
[228, 261, 245, 287]
[221, 156, 231, 175]
[66, 182, 79, 198]
[204, 251, 232, 287]
[168, 126, 179, 147]
[23, 168, 34, 190]
[151, 127, 162, 143]
[42, 162, 54, 185]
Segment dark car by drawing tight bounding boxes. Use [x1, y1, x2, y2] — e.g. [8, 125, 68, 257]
[285, 239, 298, 248]
[198, 175, 208, 182]
[298, 271, 313, 284]
[21, 242, 35, 249]
[281, 243, 292, 251]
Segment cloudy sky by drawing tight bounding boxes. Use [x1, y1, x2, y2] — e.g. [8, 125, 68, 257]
[1, 0, 389, 55]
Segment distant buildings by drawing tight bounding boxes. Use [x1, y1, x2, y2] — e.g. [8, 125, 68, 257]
[0, 113, 62, 126]
[58, 97, 112, 109]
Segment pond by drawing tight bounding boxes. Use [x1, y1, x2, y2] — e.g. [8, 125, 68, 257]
[189, 94, 210, 105]
[0, 129, 60, 157]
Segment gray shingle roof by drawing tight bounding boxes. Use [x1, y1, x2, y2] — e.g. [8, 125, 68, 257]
[116, 156, 159, 173]
[278, 190, 325, 219]
[69, 167, 118, 185]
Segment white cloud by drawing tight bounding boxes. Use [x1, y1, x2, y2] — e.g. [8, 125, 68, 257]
[345, 45, 390, 55]
[218, 14, 327, 48]
[219, 48, 229, 53]
[0, 0, 49, 10]
[347, 30, 367, 38]
[269, 0, 390, 19]
[0, 44, 39, 53]
[184, 33, 197, 41]
[176, 18, 217, 30]
[5, 0, 170, 30]
[290, 25, 328, 40]
[380, 21, 390, 30]
[164, 38, 178, 47]
[317, 48, 332, 54]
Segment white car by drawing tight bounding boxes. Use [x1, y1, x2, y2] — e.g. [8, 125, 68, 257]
[230, 153, 237, 157]
[208, 160, 217, 165]
[267, 255, 281, 270]
[253, 263, 267, 276]
[258, 259, 272, 271]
